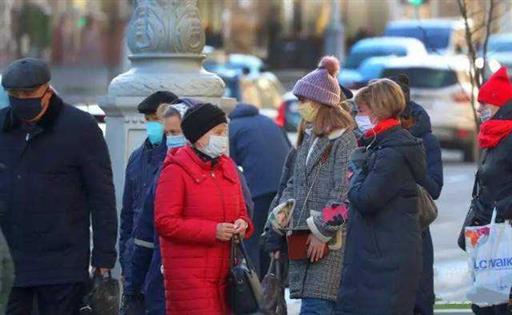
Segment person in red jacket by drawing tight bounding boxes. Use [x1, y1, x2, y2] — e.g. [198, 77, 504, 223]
[155, 103, 253, 315]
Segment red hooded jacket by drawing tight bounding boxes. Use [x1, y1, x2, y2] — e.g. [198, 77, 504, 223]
[155, 145, 253, 315]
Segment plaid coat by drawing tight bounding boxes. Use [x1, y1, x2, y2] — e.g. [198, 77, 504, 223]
[280, 128, 356, 301]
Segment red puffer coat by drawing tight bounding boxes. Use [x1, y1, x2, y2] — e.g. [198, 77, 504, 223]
[155, 145, 253, 315]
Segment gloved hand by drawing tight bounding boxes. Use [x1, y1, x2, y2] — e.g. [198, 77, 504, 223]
[322, 203, 349, 227]
[349, 147, 368, 173]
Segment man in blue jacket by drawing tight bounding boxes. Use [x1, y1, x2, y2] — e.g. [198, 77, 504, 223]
[0, 58, 117, 314]
[119, 91, 178, 313]
[229, 103, 290, 276]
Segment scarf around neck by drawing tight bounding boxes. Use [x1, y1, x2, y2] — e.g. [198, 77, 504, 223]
[478, 119, 512, 148]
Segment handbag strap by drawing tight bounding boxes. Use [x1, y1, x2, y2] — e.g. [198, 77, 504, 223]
[231, 235, 257, 272]
[294, 143, 333, 229]
[472, 150, 488, 198]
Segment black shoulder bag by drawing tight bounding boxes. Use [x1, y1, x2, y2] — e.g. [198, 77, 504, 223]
[228, 235, 264, 315]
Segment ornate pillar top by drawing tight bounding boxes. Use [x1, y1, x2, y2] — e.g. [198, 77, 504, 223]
[127, 0, 205, 55]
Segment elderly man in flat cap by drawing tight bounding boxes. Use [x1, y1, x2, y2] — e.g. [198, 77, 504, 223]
[0, 58, 117, 314]
[119, 90, 178, 313]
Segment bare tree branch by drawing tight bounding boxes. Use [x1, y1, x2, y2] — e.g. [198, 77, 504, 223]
[481, 0, 495, 87]
[457, 0, 480, 132]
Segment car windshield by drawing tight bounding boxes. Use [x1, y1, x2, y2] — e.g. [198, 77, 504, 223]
[384, 26, 451, 52]
[382, 67, 458, 88]
[359, 63, 386, 81]
[488, 40, 512, 53]
[345, 47, 407, 70]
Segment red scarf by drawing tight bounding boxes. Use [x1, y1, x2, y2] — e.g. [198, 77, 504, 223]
[364, 118, 401, 138]
[478, 120, 512, 148]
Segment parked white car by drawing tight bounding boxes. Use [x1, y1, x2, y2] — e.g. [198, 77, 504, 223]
[381, 55, 478, 161]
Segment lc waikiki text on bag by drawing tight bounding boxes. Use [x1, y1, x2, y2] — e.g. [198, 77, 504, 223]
[465, 209, 512, 306]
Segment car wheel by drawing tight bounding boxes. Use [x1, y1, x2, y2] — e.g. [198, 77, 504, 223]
[463, 140, 480, 163]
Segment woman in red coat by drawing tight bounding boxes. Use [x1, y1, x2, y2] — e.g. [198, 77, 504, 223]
[155, 103, 253, 315]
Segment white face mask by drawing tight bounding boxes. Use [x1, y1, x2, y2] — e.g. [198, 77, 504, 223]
[355, 115, 375, 132]
[479, 108, 494, 122]
[200, 135, 228, 158]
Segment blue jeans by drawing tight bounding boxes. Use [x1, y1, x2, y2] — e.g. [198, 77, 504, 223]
[300, 298, 336, 315]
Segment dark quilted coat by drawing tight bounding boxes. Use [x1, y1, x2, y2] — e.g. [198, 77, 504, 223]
[338, 126, 427, 315]
[155, 145, 254, 315]
[409, 101, 443, 315]
[0, 94, 117, 287]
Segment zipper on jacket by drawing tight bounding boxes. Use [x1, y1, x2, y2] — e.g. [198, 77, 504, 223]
[211, 169, 226, 222]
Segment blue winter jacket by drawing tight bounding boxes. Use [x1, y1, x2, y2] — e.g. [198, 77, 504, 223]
[409, 101, 443, 199]
[409, 101, 443, 315]
[119, 138, 167, 295]
[229, 104, 290, 198]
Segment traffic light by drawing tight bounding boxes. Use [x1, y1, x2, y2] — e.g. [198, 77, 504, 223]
[408, 0, 423, 6]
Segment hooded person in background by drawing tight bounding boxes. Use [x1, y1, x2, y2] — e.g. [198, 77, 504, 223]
[228, 102, 290, 277]
[390, 74, 443, 315]
[0, 58, 117, 315]
[467, 67, 512, 315]
[120, 91, 178, 313]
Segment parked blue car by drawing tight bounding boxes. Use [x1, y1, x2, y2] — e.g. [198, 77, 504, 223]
[339, 37, 427, 89]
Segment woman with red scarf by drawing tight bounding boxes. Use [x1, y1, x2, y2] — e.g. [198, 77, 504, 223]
[469, 67, 512, 315]
[337, 79, 427, 314]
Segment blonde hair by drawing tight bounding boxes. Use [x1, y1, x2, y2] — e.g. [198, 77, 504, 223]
[297, 97, 354, 146]
[354, 79, 406, 120]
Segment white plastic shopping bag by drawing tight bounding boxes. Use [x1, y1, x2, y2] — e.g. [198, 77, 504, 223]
[465, 209, 512, 306]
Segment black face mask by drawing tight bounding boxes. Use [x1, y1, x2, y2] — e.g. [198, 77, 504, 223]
[8, 90, 48, 121]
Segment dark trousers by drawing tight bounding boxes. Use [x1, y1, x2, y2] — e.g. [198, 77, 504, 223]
[7, 283, 85, 315]
[472, 304, 509, 315]
[245, 192, 276, 278]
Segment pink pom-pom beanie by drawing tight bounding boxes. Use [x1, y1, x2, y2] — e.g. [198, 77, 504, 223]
[292, 55, 341, 107]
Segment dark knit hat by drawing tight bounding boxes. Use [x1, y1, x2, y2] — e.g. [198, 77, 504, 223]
[138, 91, 179, 114]
[181, 103, 227, 144]
[389, 74, 411, 118]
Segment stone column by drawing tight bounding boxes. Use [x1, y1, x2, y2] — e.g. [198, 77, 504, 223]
[324, 0, 345, 62]
[99, 0, 233, 274]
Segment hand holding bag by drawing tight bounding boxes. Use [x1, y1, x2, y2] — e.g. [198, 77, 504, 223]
[228, 235, 264, 315]
[287, 143, 332, 261]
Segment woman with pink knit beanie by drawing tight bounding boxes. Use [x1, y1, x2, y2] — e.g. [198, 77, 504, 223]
[269, 56, 356, 314]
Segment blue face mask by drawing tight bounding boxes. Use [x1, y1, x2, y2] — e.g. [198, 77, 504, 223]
[166, 134, 187, 149]
[145, 121, 164, 145]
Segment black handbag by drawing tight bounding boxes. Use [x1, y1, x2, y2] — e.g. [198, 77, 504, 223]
[457, 170, 489, 251]
[228, 236, 264, 315]
[80, 270, 120, 315]
[261, 257, 287, 315]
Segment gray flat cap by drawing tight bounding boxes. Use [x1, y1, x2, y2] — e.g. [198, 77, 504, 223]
[1, 58, 51, 90]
